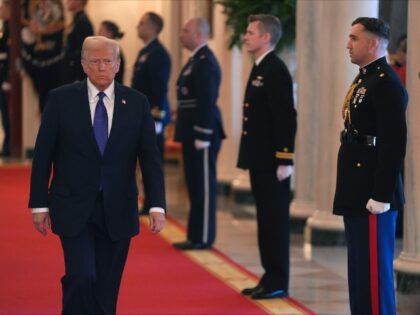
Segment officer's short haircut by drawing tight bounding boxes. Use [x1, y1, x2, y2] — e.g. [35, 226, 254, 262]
[195, 17, 210, 38]
[352, 17, 390, 41]
[146, 12, 164, 34]
[352, 17, 389, 51]
[248, 14, 282, 46]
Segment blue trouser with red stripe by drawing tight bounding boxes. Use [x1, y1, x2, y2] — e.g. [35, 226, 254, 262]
[344, 211, 397, 315]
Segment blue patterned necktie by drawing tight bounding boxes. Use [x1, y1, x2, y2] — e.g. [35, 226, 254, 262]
[93, 92, 108, 155]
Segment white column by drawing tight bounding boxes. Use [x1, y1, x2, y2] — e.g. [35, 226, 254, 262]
[210, 4, 244, 185]
[297, 1, 378, 237]
[394, 1, 420, 312]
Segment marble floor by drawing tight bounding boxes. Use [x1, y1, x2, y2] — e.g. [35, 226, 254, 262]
[163, 162, 403, 315]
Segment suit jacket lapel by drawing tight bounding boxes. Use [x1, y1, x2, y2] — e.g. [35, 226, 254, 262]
[104, 83, 124, 157]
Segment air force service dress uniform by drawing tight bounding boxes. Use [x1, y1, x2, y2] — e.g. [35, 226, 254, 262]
[333, 57, 407, 315]
[174, 45, 225, 247]
[237, 51, 297, 293]
[132, 39, 171, 156]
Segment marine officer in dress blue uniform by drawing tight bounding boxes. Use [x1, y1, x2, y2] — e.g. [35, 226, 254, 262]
[172, 17, 225, 250]
[333, 17, 407, 315]
[237, 15, 297, 300]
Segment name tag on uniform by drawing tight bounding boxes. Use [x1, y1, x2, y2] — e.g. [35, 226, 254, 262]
[252, 76, 264, 87]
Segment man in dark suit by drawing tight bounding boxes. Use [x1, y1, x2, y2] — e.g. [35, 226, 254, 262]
[132, 12, 171, 158]
[29, 36, 166, 315]
[172, 17, 225, 250]
[237, 14, 297, 300]
[61, 0, 94, 84]
[333, 17, 407, 315]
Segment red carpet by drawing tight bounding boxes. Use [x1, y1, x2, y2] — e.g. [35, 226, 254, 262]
[0, 166, 269, 314]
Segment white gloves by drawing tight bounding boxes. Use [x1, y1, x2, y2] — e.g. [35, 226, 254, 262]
[366, 198, 390, 214]
[276, 165, 293, 182]
[194, 139, 211, 150]
[155, 122, 163, 135]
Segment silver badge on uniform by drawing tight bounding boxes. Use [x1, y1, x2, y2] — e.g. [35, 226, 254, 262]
[183, 65, 192, 76]
[252, 76, 264, 87]
[139, 54, 148, 63]
[181, 87, 189, 95]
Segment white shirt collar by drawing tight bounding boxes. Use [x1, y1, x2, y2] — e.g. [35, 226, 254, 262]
[87, 79, 115, 101]
[255, 48, 274, 66]
[191, 43, 207, 58]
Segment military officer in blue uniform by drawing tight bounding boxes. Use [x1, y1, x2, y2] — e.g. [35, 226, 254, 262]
[173, 17, 225, 250]
[132, 12, 171, 157]
[333, 17, 407, 315]
[237, 15, 297, 300]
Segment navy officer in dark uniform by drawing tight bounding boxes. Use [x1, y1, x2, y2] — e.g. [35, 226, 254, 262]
[333, 17, 407, 315]
[237, 14, 296, 300]
[173, 17, 225, 250]
[132, 12, 171, 158]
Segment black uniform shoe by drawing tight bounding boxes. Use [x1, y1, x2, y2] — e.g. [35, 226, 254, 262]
[241, 284, 263, 296]
[251, 288, 288, 299]
[173, 241, 211, 250]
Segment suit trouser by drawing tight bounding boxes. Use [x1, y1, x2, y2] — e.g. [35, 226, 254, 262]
[59, 193, 131, 315]
[182, 139, 221, 245]
[344, 211, 397, 315]
[249, 169, 291, 291]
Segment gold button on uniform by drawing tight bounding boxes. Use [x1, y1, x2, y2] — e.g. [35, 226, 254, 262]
[356, 163, 362, 167]
[244, 117, 248, 121]
[244, 103, 249, 108]
[243, 131, 247, 135]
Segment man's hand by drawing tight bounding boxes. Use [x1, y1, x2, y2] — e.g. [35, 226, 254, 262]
[149, 212, 165, 234]
[276, 165, 293, 181]
[366, 198, 390, 214]
[194, 139, 210, 150]
[32, 212, 51, 236]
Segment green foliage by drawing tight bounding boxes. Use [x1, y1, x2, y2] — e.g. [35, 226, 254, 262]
[216, 0, 296, 51]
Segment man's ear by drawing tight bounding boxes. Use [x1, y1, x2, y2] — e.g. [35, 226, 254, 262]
[263, 32, 271, 45]
[369, 37, 379, 53]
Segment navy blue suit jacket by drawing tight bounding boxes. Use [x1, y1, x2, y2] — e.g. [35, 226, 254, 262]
[29, 80, 166, 240]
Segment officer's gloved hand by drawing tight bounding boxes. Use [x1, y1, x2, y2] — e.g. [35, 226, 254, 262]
[366, 198, 390, 214]
[155, 122, 163, 135]
[276, 165, 293, 181]
[194, 139, 210, 150]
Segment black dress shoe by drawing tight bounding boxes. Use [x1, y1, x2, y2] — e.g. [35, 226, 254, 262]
[173, 241, 211, 250]
[241, 284, 263, 296]
[251, 288, 288, 299]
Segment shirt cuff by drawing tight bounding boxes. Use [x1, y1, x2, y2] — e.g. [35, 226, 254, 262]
[149, 207, 165, 214]
[32, 207, 49, 213]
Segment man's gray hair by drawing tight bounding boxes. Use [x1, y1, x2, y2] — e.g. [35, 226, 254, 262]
[195, 17, 210, 38]
[81, 36, 120, 60]
[248, 14, 282, 46]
